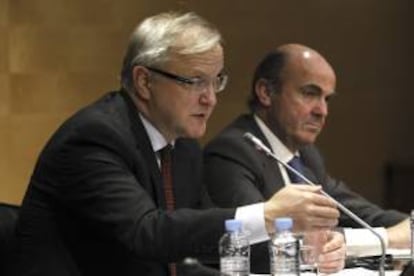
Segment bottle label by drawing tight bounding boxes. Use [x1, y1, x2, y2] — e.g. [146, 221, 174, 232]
[220, 256, 249, 276]
[269, 238, 300, 275]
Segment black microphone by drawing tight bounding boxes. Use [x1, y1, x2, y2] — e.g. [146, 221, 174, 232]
[243, 132, 387, 276]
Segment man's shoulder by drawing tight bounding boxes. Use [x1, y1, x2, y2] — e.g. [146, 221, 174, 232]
[207, 114, 255, 144]
[205, 126, 247, 153]
[57, 90, 129, 133]
[42, 90, 136, 153]
[204, 114, 265, 167]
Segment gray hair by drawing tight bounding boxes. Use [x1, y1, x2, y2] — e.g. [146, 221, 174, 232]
[120, 12, 222, 92]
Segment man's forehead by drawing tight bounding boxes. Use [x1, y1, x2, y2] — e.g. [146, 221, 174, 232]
[283, 52, 335, 78]
[166, 46, 224, 72]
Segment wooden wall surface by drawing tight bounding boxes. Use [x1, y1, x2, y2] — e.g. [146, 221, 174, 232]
[0, 1, 413, 207]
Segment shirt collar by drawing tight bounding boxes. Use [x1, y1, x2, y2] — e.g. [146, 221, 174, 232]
[139, 113, 173, 153]
[253, 114, 297, 163]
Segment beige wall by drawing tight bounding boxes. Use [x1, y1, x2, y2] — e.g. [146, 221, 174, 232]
[0, 0, 413, 206]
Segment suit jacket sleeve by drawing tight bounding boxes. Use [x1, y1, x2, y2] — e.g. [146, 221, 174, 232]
[323, 176, 407, 227]
[301, 146, 408, 227]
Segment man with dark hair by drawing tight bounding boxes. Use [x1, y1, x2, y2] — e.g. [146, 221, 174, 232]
[204, 43, 409, 273]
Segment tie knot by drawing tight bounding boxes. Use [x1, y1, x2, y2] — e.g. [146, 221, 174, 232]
[159, 144, 173, 159]
[288, 155, 302, 170]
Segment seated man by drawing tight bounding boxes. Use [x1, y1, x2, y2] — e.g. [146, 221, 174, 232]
[15, 14, 344, 276]
[204, 43, 409, 273]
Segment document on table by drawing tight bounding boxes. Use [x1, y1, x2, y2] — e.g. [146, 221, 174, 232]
[251, 267, 401, 275]
[329, 267, 401, 276]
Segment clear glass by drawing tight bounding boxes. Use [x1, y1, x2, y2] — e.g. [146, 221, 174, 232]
[296, 229, 328, 275]
[299, 244, 318, 275]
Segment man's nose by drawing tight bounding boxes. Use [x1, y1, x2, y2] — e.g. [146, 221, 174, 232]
[200, 87, 217, 106]
[314, 98, 328, 116]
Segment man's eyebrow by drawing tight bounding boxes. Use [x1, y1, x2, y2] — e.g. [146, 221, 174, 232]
[302, 83, 336, 96]
[301, 83, 322, 92]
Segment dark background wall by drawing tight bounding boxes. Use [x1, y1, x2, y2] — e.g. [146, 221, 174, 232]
[0, 0, 413, 209]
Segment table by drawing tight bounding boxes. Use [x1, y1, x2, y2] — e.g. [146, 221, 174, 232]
[251, 267, 401, 275]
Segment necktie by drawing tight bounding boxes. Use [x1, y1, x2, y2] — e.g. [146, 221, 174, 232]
[287, 156, 304, 184]
[159, 145, 177, 276]
[160, 145, 175, 211]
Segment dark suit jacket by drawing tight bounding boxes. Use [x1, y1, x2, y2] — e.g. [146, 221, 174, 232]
[0, 203, 19, 276]
[16, 90, 234, 276]
[203, 114, 407, 273]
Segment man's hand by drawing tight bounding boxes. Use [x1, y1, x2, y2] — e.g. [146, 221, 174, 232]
[317, 231, 346, 274]
[264, 184, 339, 233]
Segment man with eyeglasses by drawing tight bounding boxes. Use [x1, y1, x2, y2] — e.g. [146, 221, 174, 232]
[15, 13, 341, 276]
[203, 44, 410, 273]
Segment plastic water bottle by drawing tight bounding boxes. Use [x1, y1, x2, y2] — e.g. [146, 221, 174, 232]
[269, 217, 299, 276]
[410, 210, 414, 262]
[219, 219, 250, 276]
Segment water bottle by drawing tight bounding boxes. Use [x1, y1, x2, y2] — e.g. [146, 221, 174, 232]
[219, 219, 250, 276]
[269, 217, 299, 276]
[410, 210, 414, 262]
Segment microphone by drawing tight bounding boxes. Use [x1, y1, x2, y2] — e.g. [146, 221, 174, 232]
[243, 132, 387, 276]
[181, 257, 226, 276]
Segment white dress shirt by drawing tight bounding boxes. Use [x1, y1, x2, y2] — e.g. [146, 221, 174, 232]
[254, 115, 298, 184]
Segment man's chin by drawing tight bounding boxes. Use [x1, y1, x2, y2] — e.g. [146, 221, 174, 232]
[181, 126, 207, 139]
[296, 133, 319, 146]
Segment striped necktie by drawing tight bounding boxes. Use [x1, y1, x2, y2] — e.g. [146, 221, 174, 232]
[159, 145, 177, 276]
[160, 145, 175, 211]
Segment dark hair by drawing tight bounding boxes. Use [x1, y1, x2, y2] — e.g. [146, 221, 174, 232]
[248, 50, 286, 112]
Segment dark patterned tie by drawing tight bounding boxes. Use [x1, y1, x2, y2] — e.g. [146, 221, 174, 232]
[160, 145, 175, 211]
[159, 145, 177, 276]
[287, 155, 304, 183]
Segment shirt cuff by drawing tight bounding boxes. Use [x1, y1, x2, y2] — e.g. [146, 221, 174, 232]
[344, 227, 389, 257]
[235, 202, 270, 244]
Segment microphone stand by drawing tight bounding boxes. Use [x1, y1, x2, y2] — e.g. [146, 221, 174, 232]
[243, 132, 386, 276]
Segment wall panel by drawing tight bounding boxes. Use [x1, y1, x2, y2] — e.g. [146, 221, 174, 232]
[1, 1, 412, 207]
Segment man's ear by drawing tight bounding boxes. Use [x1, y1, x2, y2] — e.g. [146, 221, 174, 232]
[132, 66, 151, 100]
[255, 79, 273, 107]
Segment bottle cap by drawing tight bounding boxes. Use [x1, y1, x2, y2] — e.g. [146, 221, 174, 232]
[225, 219, 242, 232]
[274, 217, 293, 231]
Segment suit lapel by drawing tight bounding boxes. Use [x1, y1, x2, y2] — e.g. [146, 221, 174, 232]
[170, 142, 186, 208]
[262, 156, 285, 196]
[120, 90, 166, 209]
[300, 148, 322, 184]
[234, 114, 286, 196]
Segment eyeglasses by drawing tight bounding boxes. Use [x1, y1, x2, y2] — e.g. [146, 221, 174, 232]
[146, 66, 228, 94]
